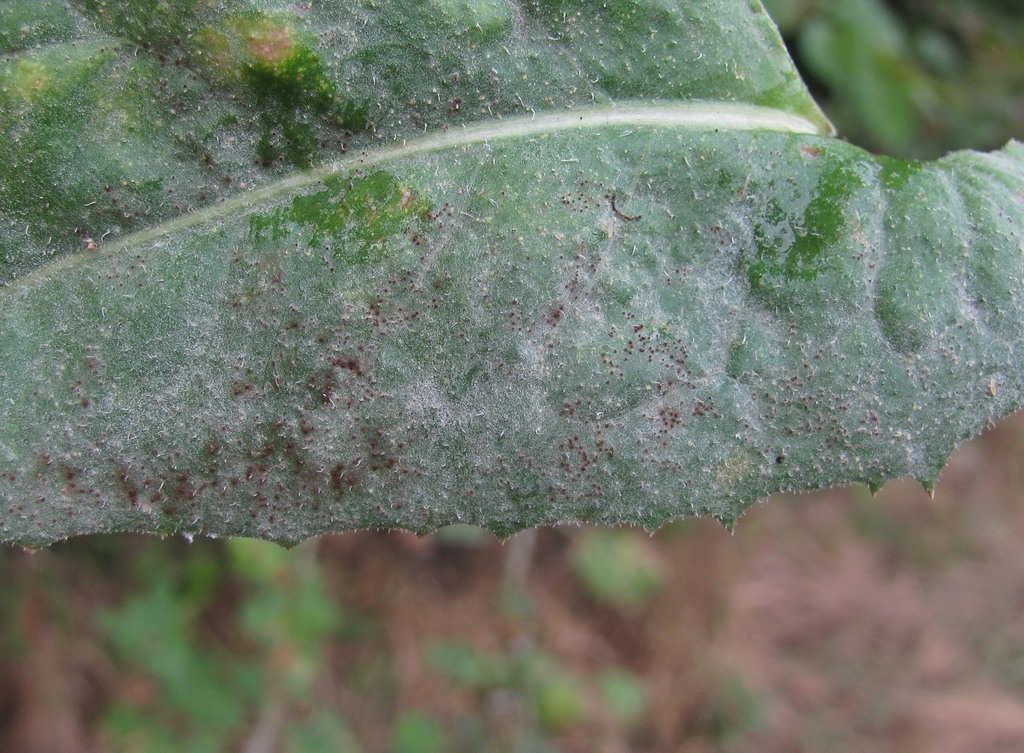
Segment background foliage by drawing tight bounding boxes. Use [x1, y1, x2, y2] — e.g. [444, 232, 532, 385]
[2, 1, 1023, 752]
[766, 0, 1023, 158]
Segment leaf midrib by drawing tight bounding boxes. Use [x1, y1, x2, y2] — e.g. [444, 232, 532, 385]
[3, 100, 826, 296]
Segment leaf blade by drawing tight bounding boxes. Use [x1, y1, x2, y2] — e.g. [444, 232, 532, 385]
[3, 117, 1023, 544]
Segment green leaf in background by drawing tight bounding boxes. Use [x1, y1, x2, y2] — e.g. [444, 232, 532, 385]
[764, 0, 1024, 158]
[571, 528, 664, 609]
[393, 711, 448, 753]
[1, 0, 1022, 546]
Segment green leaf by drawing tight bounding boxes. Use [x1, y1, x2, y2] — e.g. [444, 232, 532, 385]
[570, 529, 664, 609]
[393, 711, 447, 753]
[1, 0, 1022, 546]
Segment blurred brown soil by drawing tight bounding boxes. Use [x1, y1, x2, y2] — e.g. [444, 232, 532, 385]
[5, 412, 1024, 752]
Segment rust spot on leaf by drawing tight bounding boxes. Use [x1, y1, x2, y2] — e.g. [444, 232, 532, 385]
[246, 24, 294, 64]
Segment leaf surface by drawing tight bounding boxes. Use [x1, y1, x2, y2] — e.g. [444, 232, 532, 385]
[1, 0, 1023, 545]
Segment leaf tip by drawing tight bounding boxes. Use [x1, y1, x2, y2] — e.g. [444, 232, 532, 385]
[713, 514, 739, 534]
[916, 475, 939, 498]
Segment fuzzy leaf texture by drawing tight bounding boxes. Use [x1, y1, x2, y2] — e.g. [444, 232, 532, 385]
[1, 0, 1023, 546]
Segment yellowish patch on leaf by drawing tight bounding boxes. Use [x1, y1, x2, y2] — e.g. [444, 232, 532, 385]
[715, 449, 754, 488]
[400, 188, 416, 210]
[194, 28, 236, 79]
[10, 60, 52, 103]
[245, 22, 295, 66]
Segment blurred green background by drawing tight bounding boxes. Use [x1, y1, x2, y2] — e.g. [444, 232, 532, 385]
[766, 0, 1023, 158]
[2, 1, 1023, 752]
